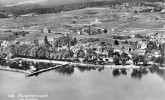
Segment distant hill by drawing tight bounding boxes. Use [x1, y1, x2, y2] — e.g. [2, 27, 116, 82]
[1, 0, 163, 10]
[96, 0, 164, 2]
[0, 3, 43, 11]
[0, 0, 164, 16]
[0, 1, 122, 16]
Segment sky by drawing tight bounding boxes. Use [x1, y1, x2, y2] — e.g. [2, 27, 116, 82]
[0, 0, 163, 6]
[1, 0, 47, 5]
[0, 0, 96, 6]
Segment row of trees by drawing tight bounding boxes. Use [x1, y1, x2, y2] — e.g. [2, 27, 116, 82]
[0, 35, 76, 59]
[0, 35, 99, 62]
[53, 35, 78, 47]
[113, 35, 131, 40]
[12, 31, 29, 37]
[1, 44, 74, 60]
[4, 44, 99, 62]
[112, 52, 131, 66]
[0, 31, 29, 41]
[0, 34, 18, 41]
[79, 38, 100, 44]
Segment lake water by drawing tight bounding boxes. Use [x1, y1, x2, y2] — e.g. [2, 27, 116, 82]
[0, 65, 165, 100]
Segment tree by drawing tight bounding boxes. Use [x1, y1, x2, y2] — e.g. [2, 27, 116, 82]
[98, 29, 101, 34]
[34, 39, 39, 46]
[21, 46, 32, 57]
[7, 44, 18, 56]
[101, 42, 106, 46]
[0, 53, 7, 59]
[89, 26, 91, 35]
[155, 57, 164, 67]
[44, 35, 49, 45]
[134, 10, 138, 14]
[120, 52, 130, 66]
[34, 45, 50, 59]
[85, 48, 93, 59]
[113, 52, 120, 57]
[63, 49, 74, 59]
[114, 39, 119, 45]
[103, 29, 108, 33]
[70, 37, 78, 46]
[77, 49, 85, 58]
[53, 36, 72, 47]
[132, 54, 139, 65]
[100, 42, 106, 52]
[30, 46, 40, 58]
[49, 53, 55, 60]
[146, 41, 156, 53]
[113, 55, 120, 65]
[57, 52, 64, 60]
[160, 43, 165, 64]
[125, 40, 128, 44]
[45, 51, 51, 59]
[108, 48, 114, 57]
[132, 54, 148, 66]
[141, 55, 149, 66]
[16, 44, 29, 56]
[73, 37, 78, 44]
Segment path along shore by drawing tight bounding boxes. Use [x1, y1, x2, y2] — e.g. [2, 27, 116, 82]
[11, 57, 165, 69]
[0, 57, 164, 77]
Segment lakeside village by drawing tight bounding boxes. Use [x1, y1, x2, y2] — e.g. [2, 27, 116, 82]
[0, 28, 165, 76]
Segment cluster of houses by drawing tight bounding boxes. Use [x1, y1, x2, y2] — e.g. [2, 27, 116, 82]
[0, 40, 33, 48]
[42, 27, 51, 33]
[0, 41, 10, 48]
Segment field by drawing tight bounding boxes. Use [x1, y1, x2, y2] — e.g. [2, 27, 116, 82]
[0, 5, 164, 44]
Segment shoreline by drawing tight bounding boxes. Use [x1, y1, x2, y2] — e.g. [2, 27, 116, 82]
[0, 66, 30, 74]
[12, 57, 165, 69]
[0, 57, 164, 76]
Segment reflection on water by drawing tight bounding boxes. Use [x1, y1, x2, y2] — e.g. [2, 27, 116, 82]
[131, 69, 142, 79]
[121, 68, 127, 75]
[112, 69, 121, 77]
[54, 65, 74, 75]
[0, 60, 165, 100]
[0, 60, 164, 80]
[112, 68, 127, 77]
[56, 66, 165, 80]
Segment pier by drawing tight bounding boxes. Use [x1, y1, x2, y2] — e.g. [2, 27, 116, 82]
[26, 63, 69, 77]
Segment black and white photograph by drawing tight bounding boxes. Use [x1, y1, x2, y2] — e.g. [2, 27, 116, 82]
[0, 0, 165, 100]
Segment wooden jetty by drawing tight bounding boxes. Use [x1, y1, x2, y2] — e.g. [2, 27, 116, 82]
[26, 63, 69, 77]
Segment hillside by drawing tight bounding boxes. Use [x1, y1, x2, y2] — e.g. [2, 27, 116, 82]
[0, 5, 164, 42]
[0, 0, 164, 16]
